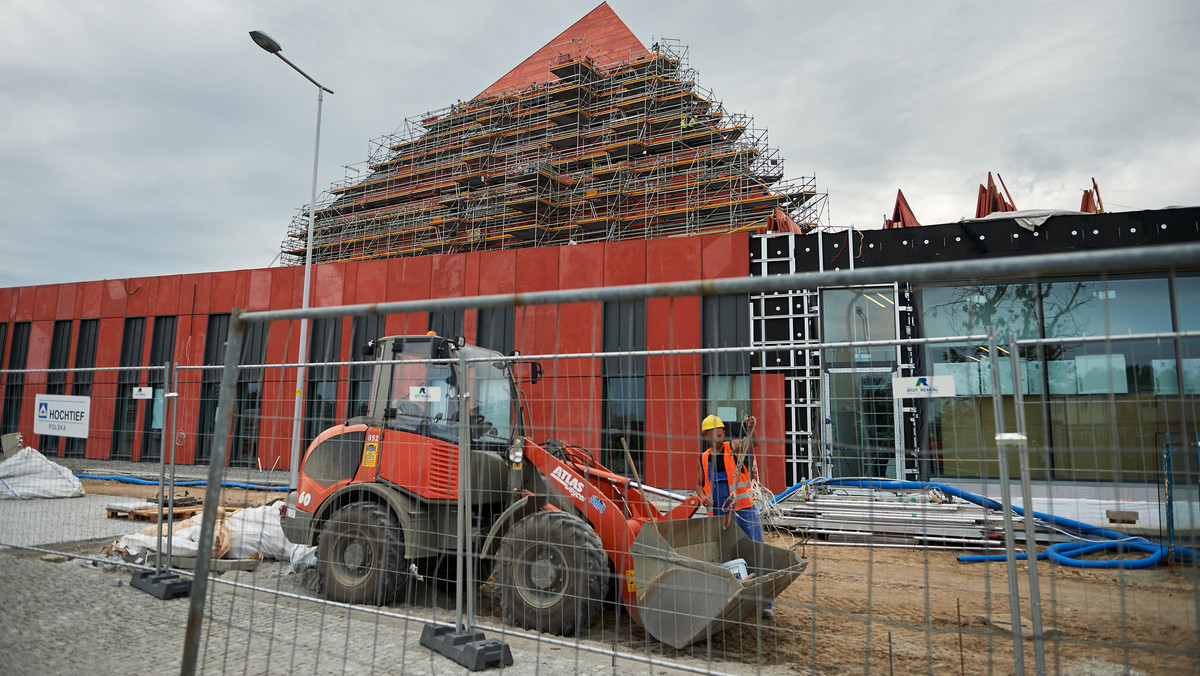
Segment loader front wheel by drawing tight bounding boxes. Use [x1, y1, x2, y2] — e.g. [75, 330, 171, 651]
[498, 510, 609, 635]
[318, 502, 407, 606]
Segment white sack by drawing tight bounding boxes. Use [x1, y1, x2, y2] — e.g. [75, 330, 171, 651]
[0, 447, 85, 499]
[226, 503, 292, 560]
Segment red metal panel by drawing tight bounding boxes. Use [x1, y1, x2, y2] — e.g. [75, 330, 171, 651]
[268, 267, 296, 310]
[515, 247, 559, 292]
[153, 275, 181, 315]
[600, 239, 644, 287]
[430, 253, 467, 298]
[751, 372, 787, 493]
[88, 317, 126, 459]
[388, 256, 432, 301]
[646, 236, 700, 283]
[538, 361, 602, 449]
[54, 284, 77, 320]
[644, 372, 703, 490]
[76, 281, 103, 318]
[99, 280, 128, 318]
[478, 249, 517, 294]
[25, 320, 52, 389]
[33, 285, 57, 321]
[560, 241, 605, 289]
[354, 259, 388, 304]
[125, 277, 152, 317]
[246, 269, 273, 311]
[182, 274, 211, 317]
[311, 262, 345, 307]
[12, 288, 34, 321]
[647, 296, 700, 353]
[700, 232, 749, 279]
[0, 287, 11, 321]
[209, 271, 239, 313]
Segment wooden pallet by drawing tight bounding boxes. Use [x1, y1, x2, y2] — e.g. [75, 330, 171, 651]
[106, 503, 204, 521]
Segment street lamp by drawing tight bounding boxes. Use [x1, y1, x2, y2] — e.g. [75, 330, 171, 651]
[250, 30, 333, 491]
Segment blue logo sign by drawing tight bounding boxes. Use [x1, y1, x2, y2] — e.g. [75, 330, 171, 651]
[588, 496, 606, 513]
[38, 402, 48, 419]
[915, 377, 929, 387]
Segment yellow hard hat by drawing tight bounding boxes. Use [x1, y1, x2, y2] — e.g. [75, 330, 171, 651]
[701, 414, 724, 432]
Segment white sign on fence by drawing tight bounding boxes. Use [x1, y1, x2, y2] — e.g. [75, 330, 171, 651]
[892, 376, 957, 399]
[33, 394, 91, 439]
[132, 387, 153, 400]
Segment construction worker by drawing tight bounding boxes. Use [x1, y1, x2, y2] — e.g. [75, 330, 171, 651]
[697, 414, 763, 539]
[697, 413, 772, 618]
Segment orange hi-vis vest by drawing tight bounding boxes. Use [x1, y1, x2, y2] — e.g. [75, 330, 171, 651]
[702, 441, 755, 511]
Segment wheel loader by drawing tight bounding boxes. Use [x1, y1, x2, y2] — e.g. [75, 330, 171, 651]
[281, 334, 807, 649]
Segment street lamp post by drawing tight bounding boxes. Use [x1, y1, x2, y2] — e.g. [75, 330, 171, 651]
[250, 30, 333, 490]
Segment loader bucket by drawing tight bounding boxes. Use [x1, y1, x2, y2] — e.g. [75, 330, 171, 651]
[630, 517, 807, 649]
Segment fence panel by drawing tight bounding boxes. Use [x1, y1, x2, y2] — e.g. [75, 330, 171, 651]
[0, 243, 1198, 674]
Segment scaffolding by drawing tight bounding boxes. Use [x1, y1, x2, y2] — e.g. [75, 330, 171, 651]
[281, 38, 827, 265]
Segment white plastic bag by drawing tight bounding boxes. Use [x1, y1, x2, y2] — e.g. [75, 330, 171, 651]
[0, 447, 85, 499]
[226, 503, 292, 560]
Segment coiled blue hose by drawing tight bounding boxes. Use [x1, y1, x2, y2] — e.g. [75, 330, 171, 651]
[77, 473, 287, 492]
[773, 477, 1196, 569]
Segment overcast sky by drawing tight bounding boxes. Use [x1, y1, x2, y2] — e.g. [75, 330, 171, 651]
[3, 1, 1197, 288]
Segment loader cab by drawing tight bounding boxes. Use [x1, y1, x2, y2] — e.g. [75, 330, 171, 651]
[366, 335, 523, 453]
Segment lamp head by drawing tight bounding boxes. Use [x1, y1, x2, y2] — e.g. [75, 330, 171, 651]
[249, 31, 282, 54]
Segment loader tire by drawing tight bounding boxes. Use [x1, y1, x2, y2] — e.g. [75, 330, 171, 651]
[498, 510, 609, 635]
[318, 502, 407, 606]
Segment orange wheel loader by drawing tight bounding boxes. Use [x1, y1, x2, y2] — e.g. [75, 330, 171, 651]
[281, 334, 806, 648]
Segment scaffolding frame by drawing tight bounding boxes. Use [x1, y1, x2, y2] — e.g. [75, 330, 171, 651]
[281, 38, 826, 265]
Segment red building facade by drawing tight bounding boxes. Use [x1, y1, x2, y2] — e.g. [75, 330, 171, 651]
[0, 232, 787, 492]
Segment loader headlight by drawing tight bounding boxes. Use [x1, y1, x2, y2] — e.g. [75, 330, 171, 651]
[507, 437, 524, 464]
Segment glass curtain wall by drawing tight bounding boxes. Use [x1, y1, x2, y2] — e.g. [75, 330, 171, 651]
[919, 275, 1197, 481]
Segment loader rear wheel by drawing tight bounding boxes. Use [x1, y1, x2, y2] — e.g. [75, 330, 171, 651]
[318, 502, 407, 606]
[498, 510, 609, 635]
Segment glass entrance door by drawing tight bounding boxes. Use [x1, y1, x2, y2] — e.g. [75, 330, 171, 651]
[823, 368, 900, 478]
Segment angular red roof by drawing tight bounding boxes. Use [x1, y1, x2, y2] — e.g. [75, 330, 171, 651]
[476, 2, 648, 99]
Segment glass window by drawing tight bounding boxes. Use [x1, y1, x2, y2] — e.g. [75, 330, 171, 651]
[821, 286, 896, 364]
[348, 315, 384, 420]
[39, 320, 74, 454]
[139, 316, 176, 463]
[64, 319, 98, 458]
[602, 300, 646, 475]
[305, 317, 342, 447]
[232, 322, 269, 467]
[918, 276, 1182, 482]
[1042, 278, 1170, 338]
[702, 294, 750, 375]
[1173, 275, 1200, 333]
[196, 314, 229, 464]
[110, 317, 145, 460]
[428, 309, 463, 339]
[477, 307, 515, 356]
[920, 283, 1039, 340]
[2, 323, 30, 436]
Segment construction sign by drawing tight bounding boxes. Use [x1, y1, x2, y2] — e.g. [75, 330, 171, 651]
[34, 394, 91, 439]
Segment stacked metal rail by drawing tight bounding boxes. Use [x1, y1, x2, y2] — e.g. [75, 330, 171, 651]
[770, 486, 1021, 549]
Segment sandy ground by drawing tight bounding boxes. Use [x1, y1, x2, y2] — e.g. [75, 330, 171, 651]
[60, 480, 1200, 675]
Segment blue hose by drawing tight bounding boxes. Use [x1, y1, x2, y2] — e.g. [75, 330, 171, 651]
[775, 477, 1197, 569]
[77, 473, 287, 492]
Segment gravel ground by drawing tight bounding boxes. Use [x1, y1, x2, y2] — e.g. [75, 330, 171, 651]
[0, 483, 787, 676]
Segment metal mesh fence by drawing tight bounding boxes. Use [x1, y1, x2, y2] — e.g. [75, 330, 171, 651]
[1, 243, 1198, 674]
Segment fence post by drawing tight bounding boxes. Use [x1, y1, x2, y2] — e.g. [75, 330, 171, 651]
[988, 326, 1026, 674]
[180, 308, 246, 676]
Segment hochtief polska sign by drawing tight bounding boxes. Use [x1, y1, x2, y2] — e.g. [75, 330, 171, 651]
[34, 394, 91, 439]
[891, 376, 957, 399]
